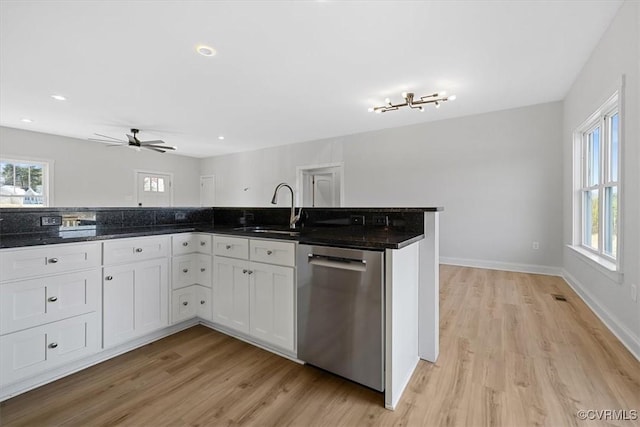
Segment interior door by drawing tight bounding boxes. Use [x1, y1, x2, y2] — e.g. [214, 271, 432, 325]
[200, 175, 215, 206]
[312, 173, 335, 207]
[136, 172, 172, 207]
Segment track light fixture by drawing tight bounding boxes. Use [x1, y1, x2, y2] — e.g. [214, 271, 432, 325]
[368, 91, 456, 113]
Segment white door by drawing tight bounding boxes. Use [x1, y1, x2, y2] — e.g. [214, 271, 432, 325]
[200, 175, 215, 206]
[212, 256, 249, 334]
[249, 262, 295, 351]
[312, 173, 335, 207]
[297, 164, 343, 207]
[136, 171, 172, 207]
[103, 258, 169, 348]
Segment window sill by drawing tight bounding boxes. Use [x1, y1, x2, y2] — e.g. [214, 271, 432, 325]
[566, 245, 624, 284]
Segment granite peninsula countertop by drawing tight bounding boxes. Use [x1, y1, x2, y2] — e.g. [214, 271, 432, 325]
[0, 224, 424, 251]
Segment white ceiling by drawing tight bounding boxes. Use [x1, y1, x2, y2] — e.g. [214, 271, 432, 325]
[0, 1, 622, 158]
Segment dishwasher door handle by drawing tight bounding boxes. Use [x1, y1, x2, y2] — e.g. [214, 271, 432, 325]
[307, 254, 367, 272]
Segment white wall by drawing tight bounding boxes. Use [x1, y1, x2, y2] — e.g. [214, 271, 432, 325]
[0, 126, 201, 206]
[201, 101, 564, 272]
[562, 0, 639, 358]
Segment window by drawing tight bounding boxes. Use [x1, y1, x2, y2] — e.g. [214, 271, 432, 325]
[0, 159, 50, 207]
[574, 92, 620, 267]
[143, 176, 166, 192]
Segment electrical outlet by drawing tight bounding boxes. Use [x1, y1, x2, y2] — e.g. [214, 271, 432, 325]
[372, 215, 389, 226]
[631, 284, 637, 302]
[350, 215, 365, 225]
[40, 216, 62, 226]
[532, 241, 539, 250]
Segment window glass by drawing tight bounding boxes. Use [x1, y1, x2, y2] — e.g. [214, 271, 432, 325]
[583, 189, 599, 250]
[587, 128, 600, 187]
[0, 159, 48, 207]
[143, 177, 151, 192]
[604, 186, 618, 257]
[609, 113, 618, 182]
[158, 178, 165, 192]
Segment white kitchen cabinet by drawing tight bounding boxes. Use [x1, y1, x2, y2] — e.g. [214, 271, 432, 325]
[196, 285, 212, 321]
[212, 235, 296, 352]
[212, 256, 250, 334]
[0, 269, 100, 335]
[103, 258, 169, 348]
[0, 312, 99, 388]
[249, 262, 295, 352]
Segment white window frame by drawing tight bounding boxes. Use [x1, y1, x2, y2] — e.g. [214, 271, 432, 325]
[0, 157, 53, 207]
[571, 89, 622, 275]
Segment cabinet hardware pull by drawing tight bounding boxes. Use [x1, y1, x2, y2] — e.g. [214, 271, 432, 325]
[183, 242, 189, 246]
[183, 268, 189, 273]
[226, 245, 232, 249]
[242, 269, 248, 274]
[200, 268, 205, 272]
[200, 241, 206, 246]
[248, 270, 253, 275]
[182, 301, 188, 306]
[135, 248, 143, 253]
[48, 342, 58, 349]
[48, 296, 58, 302]
[267, 250, 273, 255]
[105, 276, 113, 281]
[48, 257, 59, 264]
[200, 300, 205, 304]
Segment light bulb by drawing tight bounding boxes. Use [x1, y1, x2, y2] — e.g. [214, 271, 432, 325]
[435, 101, 440, 109]
[385, 97, 391, 104]
[375, 109, 382, 114]
[402, 92, 408, 99]
[448, 95, 457, 101]
[368, 107, 374, 112]
[218, 136, 225, 140]
[419, 106, 424, 112]
[439, 91, 447, 97]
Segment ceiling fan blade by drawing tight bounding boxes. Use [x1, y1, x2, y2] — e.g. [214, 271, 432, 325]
[145, 146, 166, 153]
[138, 140, 166, 145]
[88, 138, 124, 145]
[94, 133, 124, 142]
[126, 134, 136, 144]
[145, 144, 176, 150]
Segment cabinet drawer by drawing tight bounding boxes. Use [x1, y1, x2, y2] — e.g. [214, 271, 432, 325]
[0, 312, 99, 387]
[172, 233, 212, 256]
[213, 236, 249, 259]
[0, 242, 101, 282]
[172, 254, 212, 289]
[103, 236, 170, 265]
[0, 269, 100, 335]
[250, 239, 296, 267]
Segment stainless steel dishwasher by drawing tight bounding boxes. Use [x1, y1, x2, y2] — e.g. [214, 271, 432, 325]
[297, 244, 384, 391]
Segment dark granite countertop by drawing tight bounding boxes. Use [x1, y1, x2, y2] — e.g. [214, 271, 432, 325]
[0, 224, 423, 250]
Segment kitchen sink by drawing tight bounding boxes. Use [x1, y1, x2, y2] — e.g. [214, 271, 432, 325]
[233, 226, 300, 236]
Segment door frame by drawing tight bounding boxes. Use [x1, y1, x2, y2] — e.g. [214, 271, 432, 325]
[200, 174, 215, 207]
[295, 162, 344, 207]
[134, 169, 174, 207]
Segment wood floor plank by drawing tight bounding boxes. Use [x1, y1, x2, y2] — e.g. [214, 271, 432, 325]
[1, 265, 638, 426]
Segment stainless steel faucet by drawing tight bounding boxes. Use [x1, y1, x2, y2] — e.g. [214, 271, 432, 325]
[271, 183, 302, 229]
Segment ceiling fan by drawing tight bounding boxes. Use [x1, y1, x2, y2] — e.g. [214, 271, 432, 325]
[88, 128, 177, 153]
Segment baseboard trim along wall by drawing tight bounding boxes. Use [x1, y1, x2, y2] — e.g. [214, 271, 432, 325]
[562, 269, 640, 362]
[440, 257, 562, 276]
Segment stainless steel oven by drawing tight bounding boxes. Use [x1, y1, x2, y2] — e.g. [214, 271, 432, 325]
[297, 244, 384, 391]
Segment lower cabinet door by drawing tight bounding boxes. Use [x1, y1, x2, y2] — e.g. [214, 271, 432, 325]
[172, 286, 197, 323]
[0, 312, 99, 387]
[249, 262, 295, 352]
[103, 258, 169, 348]
[195, 285, 212, 321]
[212, 256, 249, 334]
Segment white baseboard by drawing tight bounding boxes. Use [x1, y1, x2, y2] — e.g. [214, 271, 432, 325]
[561, 269, 640, 361]
[440, 256, 562, 276]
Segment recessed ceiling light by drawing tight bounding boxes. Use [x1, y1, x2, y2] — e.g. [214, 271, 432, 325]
[196, 45, 216, 57]
[51, 94, 66, 101]
[218, 135, 225, 140]
[20, 118, 33, 123]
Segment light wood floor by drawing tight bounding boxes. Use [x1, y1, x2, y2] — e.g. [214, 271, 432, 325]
[1, 266, 638, 426]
